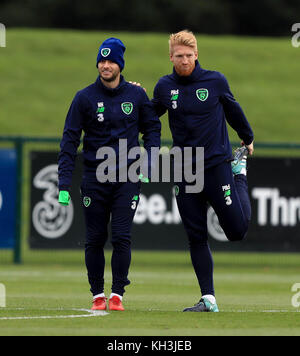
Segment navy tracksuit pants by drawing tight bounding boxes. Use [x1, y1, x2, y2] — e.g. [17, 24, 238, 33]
[175, 161, 251, 297]
[81, 181, 141, 297]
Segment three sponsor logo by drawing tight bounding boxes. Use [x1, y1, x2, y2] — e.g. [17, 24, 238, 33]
[32, 165, 74, 239]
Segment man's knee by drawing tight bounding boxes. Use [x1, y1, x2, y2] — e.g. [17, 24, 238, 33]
[86, 232, 108, 248]
[225, 220, 249, 242]
[186, 227, 208, 247]
[111, 234, 131, 251]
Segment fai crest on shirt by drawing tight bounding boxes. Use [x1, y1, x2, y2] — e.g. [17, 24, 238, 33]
[121, 102, 133, 115]
[196, 88, 209, 102]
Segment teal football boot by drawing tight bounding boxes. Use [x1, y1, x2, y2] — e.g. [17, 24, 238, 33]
[183, 297, 219, 312]
[231, 146, 249, 176]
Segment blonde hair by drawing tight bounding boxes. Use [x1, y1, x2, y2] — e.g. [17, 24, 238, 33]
[169, 30, 198, 54]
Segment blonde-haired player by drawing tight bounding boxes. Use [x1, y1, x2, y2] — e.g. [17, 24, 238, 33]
[152, 30, 254, 312]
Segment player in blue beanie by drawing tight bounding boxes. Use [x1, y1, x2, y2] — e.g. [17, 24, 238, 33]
[96, 37, 126, 72]
[58, 38, 161, 311]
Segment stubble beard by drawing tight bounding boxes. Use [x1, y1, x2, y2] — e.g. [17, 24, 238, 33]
[175, 64, 195, 77]
[100, 71, 119, 83]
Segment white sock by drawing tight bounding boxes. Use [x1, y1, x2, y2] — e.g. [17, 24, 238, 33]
[110, 293, 122, 301]
[93, 293, 105, 300]
[202, 294, 216, 304]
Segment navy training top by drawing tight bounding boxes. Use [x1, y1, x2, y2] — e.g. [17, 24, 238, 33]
[152, 61, 254, 170]
[58, 75, 161, 191]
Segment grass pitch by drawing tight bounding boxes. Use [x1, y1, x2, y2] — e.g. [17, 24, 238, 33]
[0, 250, 300, 336]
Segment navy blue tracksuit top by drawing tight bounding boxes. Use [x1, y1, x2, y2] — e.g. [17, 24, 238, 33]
[58, 75, 161, 191]
[152, 61, 254, 170]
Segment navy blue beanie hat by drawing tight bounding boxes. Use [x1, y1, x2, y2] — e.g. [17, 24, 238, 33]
[96, 38, 126, 71]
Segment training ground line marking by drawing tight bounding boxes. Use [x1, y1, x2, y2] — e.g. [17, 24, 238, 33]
[0, 309, 109, 320]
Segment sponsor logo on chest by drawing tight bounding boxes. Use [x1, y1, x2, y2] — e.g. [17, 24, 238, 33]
[96, 102, 105, 122]
[170, 89, 179, 109]
[96, 101, 134, 122]
[170, 88, 209, 110]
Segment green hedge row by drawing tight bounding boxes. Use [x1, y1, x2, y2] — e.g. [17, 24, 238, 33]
[0, 0, 299, 36]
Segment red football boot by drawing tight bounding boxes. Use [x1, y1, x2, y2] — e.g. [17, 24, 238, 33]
[109, 296, 125, 311]
[91, 297, 107, 311]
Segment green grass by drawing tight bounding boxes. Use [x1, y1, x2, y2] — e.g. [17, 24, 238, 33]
[0, 251, 300, 336]
[1, 29, 300, 143]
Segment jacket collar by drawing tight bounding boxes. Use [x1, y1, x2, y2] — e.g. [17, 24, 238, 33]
[172, 60, 203, 84]
[96, 75, 127, 95]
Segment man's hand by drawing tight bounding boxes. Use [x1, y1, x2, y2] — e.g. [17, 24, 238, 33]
[58, 190, 70, 206]
[129, 81, 147, 92]
[139, 173, 149, 183]
[242, 141, 254, 156]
